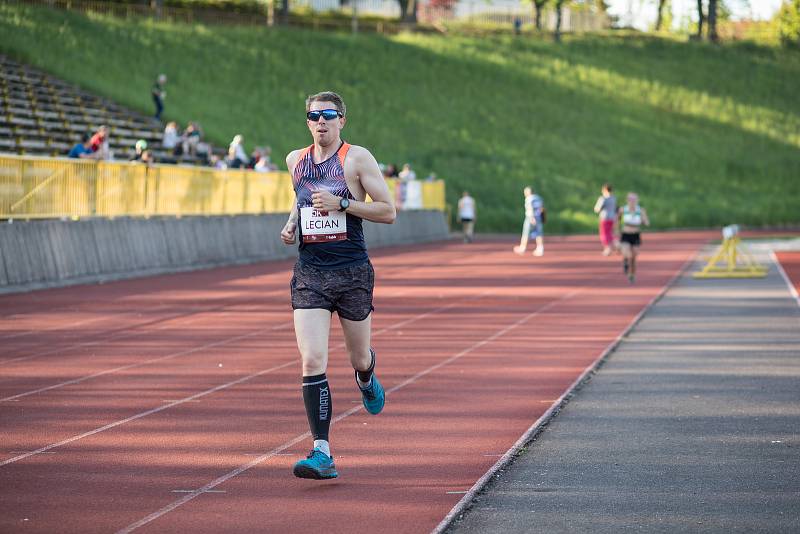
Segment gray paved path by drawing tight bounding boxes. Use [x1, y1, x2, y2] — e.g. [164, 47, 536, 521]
[447, 250, 800, 533]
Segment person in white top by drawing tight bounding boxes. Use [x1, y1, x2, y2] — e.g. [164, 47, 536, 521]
[228, 134, 248, 168]
[513, 186, 545, 257]
[458, 191, 476, 243]
[162, 121, 180, 153]
[618, 192, 650, 283]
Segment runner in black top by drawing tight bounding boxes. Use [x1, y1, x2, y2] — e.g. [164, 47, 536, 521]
[280, 91, 396, 480]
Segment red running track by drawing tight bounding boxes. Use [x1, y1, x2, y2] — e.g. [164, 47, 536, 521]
[0, 232, 713, 533]
[776, 251, 800, 298]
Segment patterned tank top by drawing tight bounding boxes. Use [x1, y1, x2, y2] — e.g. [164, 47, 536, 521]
[292, 141, 368, 270]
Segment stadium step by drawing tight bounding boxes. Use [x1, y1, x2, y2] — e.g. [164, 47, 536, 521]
[0, 54, 220, 164]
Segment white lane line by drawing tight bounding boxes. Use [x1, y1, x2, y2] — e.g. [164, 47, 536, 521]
[771, 250, 800, 310]
[0, 323, 290, 402]
[0, 288, 486, 466]
[115, 290, 577, 534]
[0, 302, 173, 342]
[0, 295, 278, 366]
[0, 285, 436, 402]
[431, 249, 700, 534]
[0, 359, 296, 468]
[0, 249, 454, 366]
[171, 490, 226, 494]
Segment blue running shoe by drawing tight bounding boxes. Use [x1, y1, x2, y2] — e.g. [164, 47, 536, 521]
[293, 449, 338, 480]
[357, 373, 385, 415]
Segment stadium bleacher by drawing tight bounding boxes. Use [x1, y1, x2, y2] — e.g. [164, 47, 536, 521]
[0, 55, 215, 165]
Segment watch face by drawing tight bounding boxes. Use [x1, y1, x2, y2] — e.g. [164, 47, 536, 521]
[340, 198, 350, 211]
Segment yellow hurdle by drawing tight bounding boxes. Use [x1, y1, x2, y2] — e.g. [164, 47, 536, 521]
[693, 225, 768, 279]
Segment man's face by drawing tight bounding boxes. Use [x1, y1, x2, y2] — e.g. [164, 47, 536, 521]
[307, 101, 345, 147]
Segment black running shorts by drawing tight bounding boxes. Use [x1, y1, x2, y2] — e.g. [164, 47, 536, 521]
[621, 232, 642, 246]
[291, 261, 375, 321]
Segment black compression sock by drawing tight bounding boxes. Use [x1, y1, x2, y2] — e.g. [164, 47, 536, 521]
[302, 373, 332, 441]
[356, 348, 376, 384]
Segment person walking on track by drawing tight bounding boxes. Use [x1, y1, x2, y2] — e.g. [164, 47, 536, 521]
[594, 183, 618, 256]
[458, 190, 476, 243]
[513, 186, 545, 256]
[618, 192, 649, 283]
[280, 91, 396, 480]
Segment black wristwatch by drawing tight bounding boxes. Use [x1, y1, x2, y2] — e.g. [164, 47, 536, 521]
[338, 197, 350, 212]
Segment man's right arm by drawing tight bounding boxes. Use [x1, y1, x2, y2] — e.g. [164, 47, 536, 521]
[281, 151, 300, 245]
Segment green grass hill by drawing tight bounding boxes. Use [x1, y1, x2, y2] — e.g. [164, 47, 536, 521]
[2, 3, 799, 232]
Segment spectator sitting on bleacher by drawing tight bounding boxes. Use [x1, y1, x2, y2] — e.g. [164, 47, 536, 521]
[181, 122, 202, 157]
[398, 163, 417, 181]
[209, 154, 227, 170]
[254, 145, 278, 172]
[163, 121, 180, 154]
[383, 163, 399, 178]
[68, 133, 94, 159]
[130, 139, 148, 161]
[247, 146, 262, 169]
[227, 134, 248, 169]
[89, 125, 111, 160]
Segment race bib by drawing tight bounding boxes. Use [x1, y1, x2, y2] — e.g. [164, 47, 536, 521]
[300, 206, 347, 243]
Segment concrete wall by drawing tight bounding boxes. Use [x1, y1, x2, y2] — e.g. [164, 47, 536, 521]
[0, 210, 449, 294]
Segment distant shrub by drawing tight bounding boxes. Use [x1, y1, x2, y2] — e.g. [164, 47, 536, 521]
[778, 0, 800, 48]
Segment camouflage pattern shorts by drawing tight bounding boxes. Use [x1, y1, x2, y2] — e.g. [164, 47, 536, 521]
[290, 261, 375, 321]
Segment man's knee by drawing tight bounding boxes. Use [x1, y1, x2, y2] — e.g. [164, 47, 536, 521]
[301, 350, 327, 373]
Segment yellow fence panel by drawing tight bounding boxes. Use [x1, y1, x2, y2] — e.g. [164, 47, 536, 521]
[0, 155, 446, 219]
[422, 180, 446, 211]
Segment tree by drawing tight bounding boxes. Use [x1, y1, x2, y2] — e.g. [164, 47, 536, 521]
[694, 0, 705, 39]
[778, 0, 800, 48]
[150, 0, 163, 19]
[533, 0, 549, 30]
[707, 0, 718, 41]
[655, 0, 667, 31]
[398, 0, 418, 22]
[280, 0, 289, 25]
[554, 0, 564, 41]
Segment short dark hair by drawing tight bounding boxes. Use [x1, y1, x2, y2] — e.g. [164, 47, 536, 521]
[306, 91, 346, 116]
[603, 183, 613, 192]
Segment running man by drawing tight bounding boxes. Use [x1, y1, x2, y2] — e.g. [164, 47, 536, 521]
[458, 191, 476, 243]
[618, 192, 650, 283]
[513, 186, 545, 256]
[280, 91, 396, 480]
[594, 183, 618, 256]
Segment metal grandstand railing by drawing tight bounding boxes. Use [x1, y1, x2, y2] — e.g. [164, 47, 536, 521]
[0, 155, 446, 219]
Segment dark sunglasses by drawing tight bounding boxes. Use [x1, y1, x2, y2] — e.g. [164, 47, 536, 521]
[306, 109, 343, 122]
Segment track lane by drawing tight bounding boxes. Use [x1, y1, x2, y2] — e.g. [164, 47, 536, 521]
[0, 232, 715, 533]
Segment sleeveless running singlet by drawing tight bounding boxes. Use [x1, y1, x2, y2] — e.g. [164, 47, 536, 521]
[622, 205, 643, 228]
[292, 141, 368, 270]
